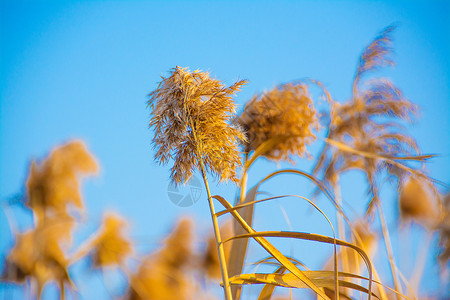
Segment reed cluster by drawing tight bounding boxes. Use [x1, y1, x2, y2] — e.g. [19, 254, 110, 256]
[1, 26, 447, 300]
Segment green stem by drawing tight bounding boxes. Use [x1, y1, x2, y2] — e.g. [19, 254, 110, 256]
[377, 201, 401, 300]
[199, 160, 233, 300]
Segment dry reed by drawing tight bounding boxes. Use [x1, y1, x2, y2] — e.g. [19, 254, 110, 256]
[148, 66, 247, 184]
[235, 83, 319, 162]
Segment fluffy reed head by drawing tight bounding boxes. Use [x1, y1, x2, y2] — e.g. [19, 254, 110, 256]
[314, 25, 421, 216]
[354, 25, 395, 84]
[90, 213, 132, 268]
[26, 140, 98, 215]
[148, 66, 247, 184]
[235, 83, 319, 162]
[127, 257, 194, 300]
[3, 140, 97, 295]
[324, 78, 418, 186]
[399, 176, 439, 227]
[158, 218, 194, 269]
[2, 214, 74, 290]
[126, 218, 195, 300]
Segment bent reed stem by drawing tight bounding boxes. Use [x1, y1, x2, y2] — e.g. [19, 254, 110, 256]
[237, 153, 249, 206]
[199, 159, 233, 300]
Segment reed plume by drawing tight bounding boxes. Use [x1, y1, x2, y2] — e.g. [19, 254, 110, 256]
[313, 26, 436, 300]
[126, 218, 195, 300]
[399, 176, 439, 227]
[2, 140, 98, 298]
[314, 25, 420, 215]
[89, 213, 132, 268]
[235, 83, 319, 162]
[148, 66, 247, 184]
[26, 140, 98, 217]
[2, 214, 75, 297]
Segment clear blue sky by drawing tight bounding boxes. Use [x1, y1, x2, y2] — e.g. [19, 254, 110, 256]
[1, 0, 449, 299]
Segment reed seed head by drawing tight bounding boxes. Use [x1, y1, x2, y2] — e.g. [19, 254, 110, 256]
[2, 214, 74, 290]
[126, 218, 195, 300]
[355, 25, 395, 83]
[235, 83, 319, 162]
[314, 25, 421, 217]
[90, 213, 132, 268]
[399, 176, 439, 227]
[158, 218, 194, 269]
[26, 140, 98, 215]
[148, 66, 247, 184]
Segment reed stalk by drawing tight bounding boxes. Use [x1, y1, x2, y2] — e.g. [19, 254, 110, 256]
[377, 202, 401, 300]
[199, 158, 233, 300]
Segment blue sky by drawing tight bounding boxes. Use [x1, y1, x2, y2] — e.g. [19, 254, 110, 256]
[1, 0, 449, 299]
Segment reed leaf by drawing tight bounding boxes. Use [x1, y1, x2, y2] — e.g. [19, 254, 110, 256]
[218, 193, 339, 300]
[228, 272, 378, 298]
[213, 195, 332, 299]
[253, 256, 309, 270]
[222, 230, 374, 300]
[228, 185, 257, 299]
[258, 266, 287, 300]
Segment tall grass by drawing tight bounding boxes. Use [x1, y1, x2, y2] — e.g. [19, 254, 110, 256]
[1, 26, 447, 300]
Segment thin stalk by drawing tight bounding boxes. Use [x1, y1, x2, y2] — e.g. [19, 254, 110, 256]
[234, 152, 248, 205]
[372, 267, 389, 300]
[334, 180, 350, 300]
[184, 102, 232, 299]
[60, 282, 65, 300]
[199, 159, 233, 300]
[238, 153, 249, 205]
[238, 173, 247, 205]
[37, 282, 42, 300]
[377, 201, 401, 300]
[233, 153, 248, 300]
[334, 178, 349, 273]
[409, 231, 432, 297]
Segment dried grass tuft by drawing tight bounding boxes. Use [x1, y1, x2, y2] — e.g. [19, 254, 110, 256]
[90, 212, 133, 268]
[126, 218, 195, 300]
[235, 83, 319, 162]
[2, 214, 74, 294]
[26, 140, 98, 216]
[399, 176, 439, 227]
[148, 66, 247, 184]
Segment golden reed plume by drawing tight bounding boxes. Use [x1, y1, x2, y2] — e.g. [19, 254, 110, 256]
[126, 218, 195, 300]
[235, 83, 319, 162]
[148, 66, 247, 184]
[90, 213, 132, 268]
[26, 140, 98, 217]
